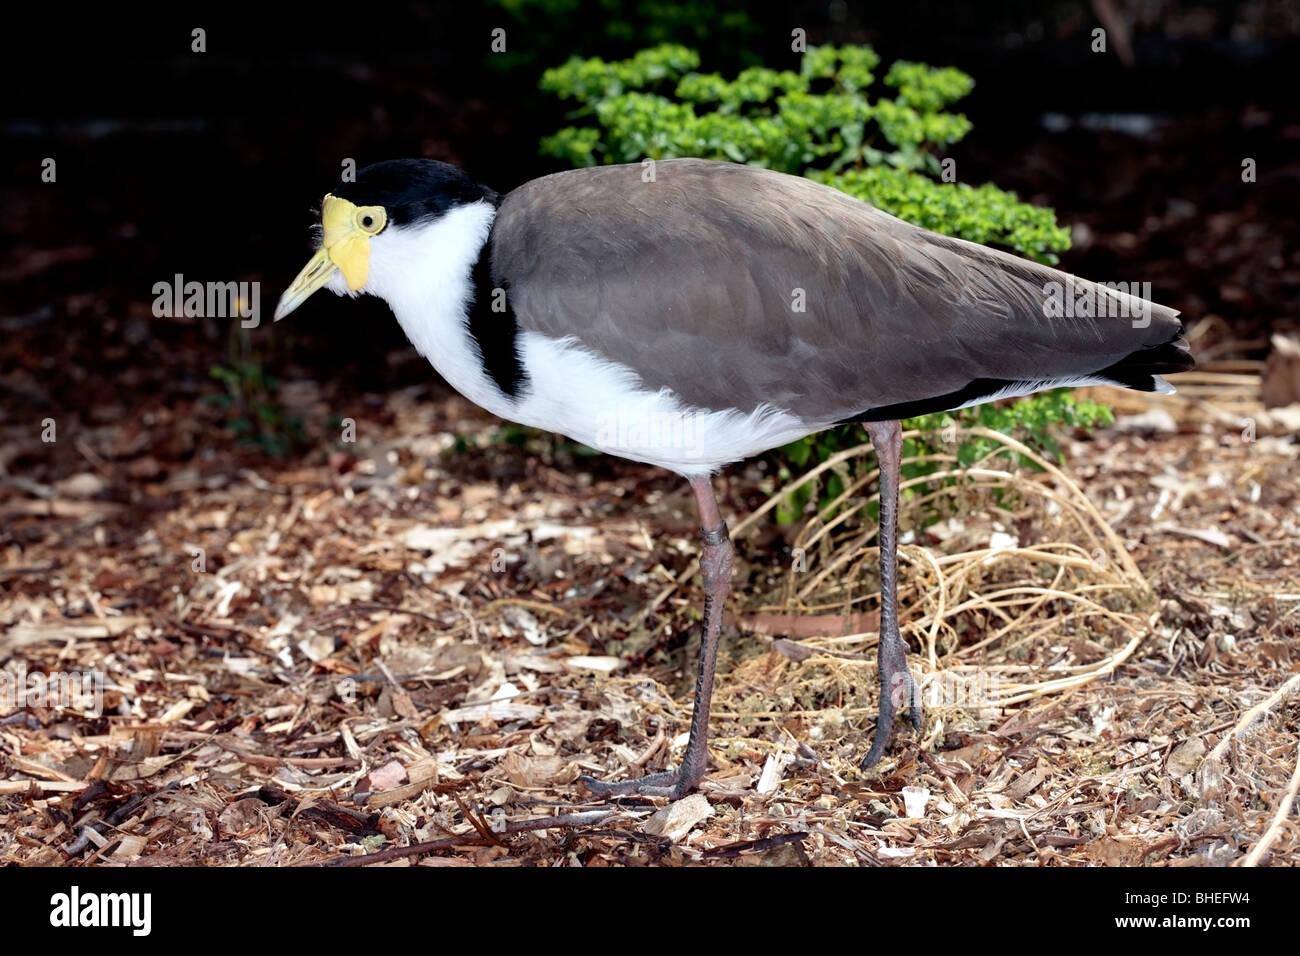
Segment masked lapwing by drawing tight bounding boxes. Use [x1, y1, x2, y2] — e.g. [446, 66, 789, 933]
[275, 158, 1193, 797]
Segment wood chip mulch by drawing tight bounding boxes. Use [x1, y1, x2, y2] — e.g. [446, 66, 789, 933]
[2, 364, 1297, 867]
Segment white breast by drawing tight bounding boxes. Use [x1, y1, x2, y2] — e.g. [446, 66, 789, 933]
[360, 202, 814, 477]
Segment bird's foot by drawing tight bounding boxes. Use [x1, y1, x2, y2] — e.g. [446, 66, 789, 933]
[579, 769, 693, 800]
[860, 635, 921, 770]
[580, 750, 706, 800]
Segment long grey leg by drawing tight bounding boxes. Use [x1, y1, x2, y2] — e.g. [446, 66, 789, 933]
[581, 474, 733, 799]
[861, 419, 921, 769]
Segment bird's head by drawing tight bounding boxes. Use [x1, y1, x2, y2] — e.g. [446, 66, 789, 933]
[274, 159, 498, 321]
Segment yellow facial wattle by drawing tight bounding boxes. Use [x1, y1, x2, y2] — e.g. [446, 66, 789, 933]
[274, 194, 388, 321]
[321, 195, 382, 290]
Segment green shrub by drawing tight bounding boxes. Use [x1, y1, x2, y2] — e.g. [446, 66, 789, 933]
[541, 44, 1070, 263]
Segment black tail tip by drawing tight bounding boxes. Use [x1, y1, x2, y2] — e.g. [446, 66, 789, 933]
[1098, 332, 1195, 392]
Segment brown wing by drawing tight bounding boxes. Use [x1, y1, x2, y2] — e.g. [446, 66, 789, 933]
[491, 159, 1187, 421]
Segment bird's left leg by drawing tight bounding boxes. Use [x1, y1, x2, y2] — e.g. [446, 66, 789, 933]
[581, 474, 733, 799]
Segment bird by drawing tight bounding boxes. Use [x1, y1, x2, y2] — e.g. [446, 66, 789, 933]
[275, 157, 1194, 798]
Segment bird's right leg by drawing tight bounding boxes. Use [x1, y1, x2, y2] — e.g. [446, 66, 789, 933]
[861, 419, 921, 768]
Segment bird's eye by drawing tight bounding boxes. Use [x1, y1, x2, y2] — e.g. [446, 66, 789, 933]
[354, 206, 386, 234]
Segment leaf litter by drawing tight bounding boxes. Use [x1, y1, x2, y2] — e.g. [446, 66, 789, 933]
[1, 369, 1297, 867]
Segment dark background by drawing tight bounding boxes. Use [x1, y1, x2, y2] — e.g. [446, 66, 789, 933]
[2, 0, 1297, 467]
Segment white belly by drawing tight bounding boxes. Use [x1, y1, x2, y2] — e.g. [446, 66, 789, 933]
[507, 332, 812, 476]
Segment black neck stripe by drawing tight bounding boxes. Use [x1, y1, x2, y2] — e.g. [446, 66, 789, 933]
[467, 229, 529, 399]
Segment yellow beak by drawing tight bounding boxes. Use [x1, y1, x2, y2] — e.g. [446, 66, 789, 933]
[274, 195, 375, 321]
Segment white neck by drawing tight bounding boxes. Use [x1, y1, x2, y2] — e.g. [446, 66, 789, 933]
[361, 201, 515, 417]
